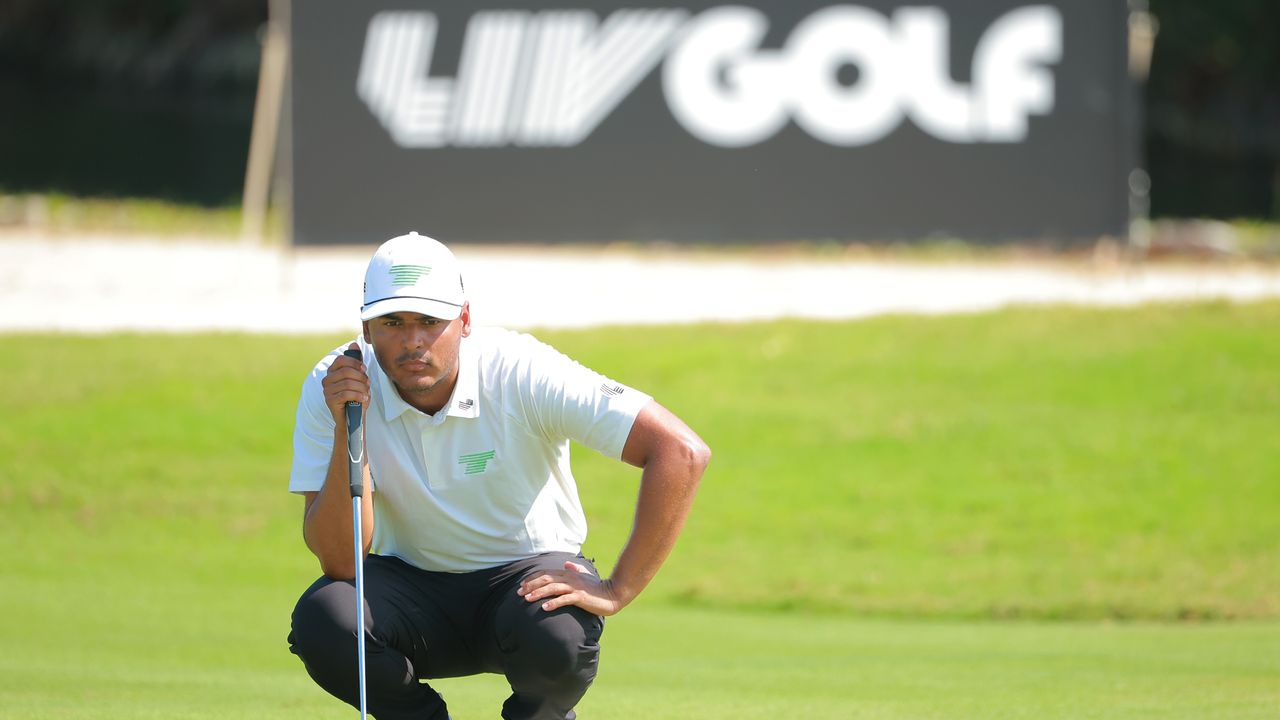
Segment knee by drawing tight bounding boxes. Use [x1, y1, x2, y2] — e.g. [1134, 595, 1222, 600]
[289, 578, 356, 659]
[504, 609, 603, 690]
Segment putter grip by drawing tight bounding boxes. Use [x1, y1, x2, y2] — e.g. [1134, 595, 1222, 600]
[343, 348, 365, 498]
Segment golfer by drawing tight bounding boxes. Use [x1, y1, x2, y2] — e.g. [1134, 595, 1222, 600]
[287, 232, 710, 720]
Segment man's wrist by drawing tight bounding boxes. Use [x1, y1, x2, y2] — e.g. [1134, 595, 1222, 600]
[603, 576, 640, 610]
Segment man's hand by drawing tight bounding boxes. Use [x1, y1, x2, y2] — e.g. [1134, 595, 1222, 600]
[518, 561, 628, 616]
[323, 342, 370, 423]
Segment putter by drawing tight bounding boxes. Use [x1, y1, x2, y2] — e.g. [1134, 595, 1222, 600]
[343, 347, 368, 720]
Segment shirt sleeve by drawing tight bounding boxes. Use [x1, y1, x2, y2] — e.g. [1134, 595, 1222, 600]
[288, 347, 342, 494]
[516, 333, 653, 460]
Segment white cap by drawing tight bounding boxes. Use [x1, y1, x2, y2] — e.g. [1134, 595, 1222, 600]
[360, 232, 465, 321]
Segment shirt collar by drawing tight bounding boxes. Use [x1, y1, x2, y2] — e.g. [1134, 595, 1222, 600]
[373, 335, 479, 423]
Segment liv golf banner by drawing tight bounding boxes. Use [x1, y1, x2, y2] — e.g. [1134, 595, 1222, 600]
[290, 1, 1134, 245]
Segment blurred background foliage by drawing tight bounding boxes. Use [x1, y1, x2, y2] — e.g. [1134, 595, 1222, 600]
[1143, 0, 1280, 220]
[1, 0, 1277, 220]
[0, 0, 265, 206]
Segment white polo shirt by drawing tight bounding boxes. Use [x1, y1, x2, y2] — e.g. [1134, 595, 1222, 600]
[289, 327, 651, 572]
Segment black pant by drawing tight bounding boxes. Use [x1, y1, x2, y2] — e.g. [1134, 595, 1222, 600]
[288, 552, 604, 720]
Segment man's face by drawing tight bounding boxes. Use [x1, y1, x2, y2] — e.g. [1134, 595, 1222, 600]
[363, 305, 471, 412]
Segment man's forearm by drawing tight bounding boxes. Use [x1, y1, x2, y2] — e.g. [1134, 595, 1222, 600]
[516, 401, 710, 617]
[607, 436, 708, 607]
[303, 429, 374, 580]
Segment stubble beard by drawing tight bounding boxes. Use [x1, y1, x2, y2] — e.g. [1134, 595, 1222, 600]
[393, 353, 456, 403]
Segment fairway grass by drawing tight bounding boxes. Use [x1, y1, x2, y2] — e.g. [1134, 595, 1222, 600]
[3, 303, 1277, 620]
[3, 588, 1278, 719]
[552, 301, 1280, 620]
[1, 302, 1277, 717]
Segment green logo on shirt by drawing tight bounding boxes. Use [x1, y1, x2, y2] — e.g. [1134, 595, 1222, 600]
[389, 264, 432, 286]
[458, 450, 496, 475]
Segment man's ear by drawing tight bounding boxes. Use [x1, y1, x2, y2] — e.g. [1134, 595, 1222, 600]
[362, 320, 371, 343]
[460, 303, 472, 338]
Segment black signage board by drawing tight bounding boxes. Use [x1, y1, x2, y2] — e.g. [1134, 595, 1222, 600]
[291, 1, 1133, 245]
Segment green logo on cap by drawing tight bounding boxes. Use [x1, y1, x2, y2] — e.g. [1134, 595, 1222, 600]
[458, 450, 496, 475]
[389, 264, 432, 287]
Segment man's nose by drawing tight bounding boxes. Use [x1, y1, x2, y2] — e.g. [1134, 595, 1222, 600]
[405, 324, 431, 348]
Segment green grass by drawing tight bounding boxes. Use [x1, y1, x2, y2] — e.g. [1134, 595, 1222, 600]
[4, 600, 1277, 719]
[555, 302, 1280, 620]
[452, 610, 1280, 719]
[1, 302, 1278, 717]
[0, 193, 280, 241]
[8, 193, 1280, 262]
